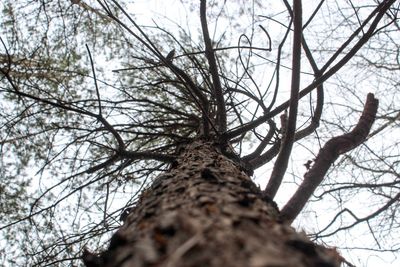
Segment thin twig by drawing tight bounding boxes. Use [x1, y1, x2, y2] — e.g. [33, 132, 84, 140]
[85, 44, 102, 116]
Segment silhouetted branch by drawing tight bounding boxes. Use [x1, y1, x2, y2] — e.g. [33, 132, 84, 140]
[314, 191, 400, 239]
[86, 44, 102, 116]
[264, 1, 303, 199]
[222, 0, 395, 142]
[280, 93, 379, 223]
[103, 0, 216, 136]
[241, 120, 276, 162]
[293, 33, 324, 140]
[1, 67, 176, 174]
[200, 0, 227, 133]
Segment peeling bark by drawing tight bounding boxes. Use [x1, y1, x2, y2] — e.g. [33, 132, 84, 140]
[83, 140, 341, 267]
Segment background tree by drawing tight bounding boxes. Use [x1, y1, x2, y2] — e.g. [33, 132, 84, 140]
[0, 0, 399, 266]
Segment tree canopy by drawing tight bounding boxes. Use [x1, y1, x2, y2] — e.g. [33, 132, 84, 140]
[0, 0, 399, 266]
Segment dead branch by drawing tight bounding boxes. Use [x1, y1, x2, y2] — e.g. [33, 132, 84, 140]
[280, 93, 379, 223]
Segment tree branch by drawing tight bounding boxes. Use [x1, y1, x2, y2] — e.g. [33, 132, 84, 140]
[280, 93, 379, 223]
[86, 44, 102, 116]
[241, 120, 276, 162]
[100, 0, 214, 136]
[314, 191, 400, 239]
[264, 1, 302, 199]
[221, 0, 395, 142]
[1, 67, 176, 174]
[246, 2, 324, 171]
[200, 0, 227, 133]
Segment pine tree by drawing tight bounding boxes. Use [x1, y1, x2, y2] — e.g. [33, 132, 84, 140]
[0, 1, 399, 266]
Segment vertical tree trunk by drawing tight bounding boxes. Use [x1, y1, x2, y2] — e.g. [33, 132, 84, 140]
[83, 140, 340, 267]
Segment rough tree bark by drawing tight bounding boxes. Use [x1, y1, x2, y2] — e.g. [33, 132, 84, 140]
[83, 140, 341, 267]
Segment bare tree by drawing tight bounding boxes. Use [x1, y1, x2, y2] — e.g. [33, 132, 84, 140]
[0, 0, 399, 266]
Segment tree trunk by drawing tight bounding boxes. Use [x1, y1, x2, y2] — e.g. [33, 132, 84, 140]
[83, 140, 340, 267]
